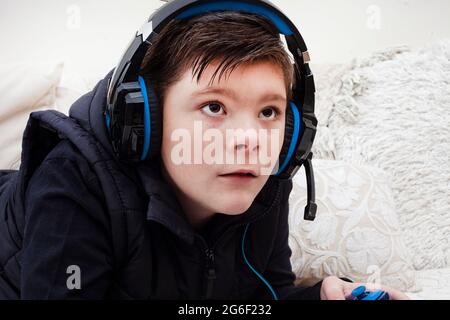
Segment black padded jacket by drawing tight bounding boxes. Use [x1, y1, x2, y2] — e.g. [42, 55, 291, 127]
[0, 70, 322, 300]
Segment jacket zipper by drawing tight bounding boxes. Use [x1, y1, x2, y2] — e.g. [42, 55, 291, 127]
[204, 247, 216, 299]
[199, 214, 267, 299]
[196, 180, 282, 300]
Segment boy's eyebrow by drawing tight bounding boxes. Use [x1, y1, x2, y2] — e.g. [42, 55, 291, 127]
[192, 87, 286, 103]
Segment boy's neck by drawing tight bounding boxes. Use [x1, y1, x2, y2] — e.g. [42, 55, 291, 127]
[180, 200, 216, 232]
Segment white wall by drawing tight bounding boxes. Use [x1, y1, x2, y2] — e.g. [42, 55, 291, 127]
[1, 0, 449, 80]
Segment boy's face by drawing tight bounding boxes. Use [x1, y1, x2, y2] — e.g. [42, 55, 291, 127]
[160, 59, 286, 219]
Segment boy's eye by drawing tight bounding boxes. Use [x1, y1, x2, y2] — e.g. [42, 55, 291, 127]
[201, 103, 225, 116]
[259, 107, 279, 120]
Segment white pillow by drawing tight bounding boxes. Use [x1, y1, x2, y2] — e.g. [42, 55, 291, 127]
[288, 159, 418, 292]
[0, 61, 63, 170]
[309, 62, 351, 160]
[54, 60, 92, 115]
[324, 39, 450, 270]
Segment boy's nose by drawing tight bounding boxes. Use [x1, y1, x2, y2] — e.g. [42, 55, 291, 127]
[232, 137, 259, 163]
[227, 119, 261, 159]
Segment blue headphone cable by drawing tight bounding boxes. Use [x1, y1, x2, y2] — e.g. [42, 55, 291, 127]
[241, 223, 279, 300]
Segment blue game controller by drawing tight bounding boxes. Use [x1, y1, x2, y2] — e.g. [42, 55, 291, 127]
[350, 285, 390, 300]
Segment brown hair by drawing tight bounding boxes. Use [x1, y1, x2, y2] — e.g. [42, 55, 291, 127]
[140, 11, 295, 104]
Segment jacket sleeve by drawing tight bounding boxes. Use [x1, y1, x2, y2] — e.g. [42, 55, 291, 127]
[252, 180, 323, 300]
[20, 157, 114, 299]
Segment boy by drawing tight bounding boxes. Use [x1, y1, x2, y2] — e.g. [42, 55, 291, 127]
[0, 1, 408, 300]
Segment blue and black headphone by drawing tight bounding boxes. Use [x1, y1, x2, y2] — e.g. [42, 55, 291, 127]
[105, 0, 318, 300]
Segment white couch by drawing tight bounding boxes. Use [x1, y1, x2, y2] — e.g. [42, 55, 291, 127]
[288, 39, 450, 299]
[1, 39, 449, 299]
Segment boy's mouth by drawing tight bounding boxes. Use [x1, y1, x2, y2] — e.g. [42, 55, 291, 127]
[219, 169, 258, 178]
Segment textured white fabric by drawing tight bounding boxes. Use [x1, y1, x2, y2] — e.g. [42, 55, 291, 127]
[289, 159, 417, 291]
[315, 40, 450, 270]
[55, 60, 91, 115]
[0, 61, 63, 170]
[406, 268, 450, 300]
[309, 63, 351, 160]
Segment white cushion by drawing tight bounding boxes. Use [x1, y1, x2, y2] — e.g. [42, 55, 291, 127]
[54, 60, 91, 116]
[288, 159, 418, 292]
[0, 61, 63, 170]
[406, 268, 450, 300]
[309, 62, 351, 160]
[322, 40, 450, 270]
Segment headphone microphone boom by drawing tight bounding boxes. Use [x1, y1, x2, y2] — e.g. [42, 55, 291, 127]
[105, 0, 318, 221]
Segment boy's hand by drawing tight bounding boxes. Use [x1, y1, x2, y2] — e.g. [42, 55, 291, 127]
[320, 276, 411, 300]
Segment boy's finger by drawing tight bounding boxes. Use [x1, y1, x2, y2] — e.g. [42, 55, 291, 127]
[323, 286, 346, 300]
[342, 282, 365, 295]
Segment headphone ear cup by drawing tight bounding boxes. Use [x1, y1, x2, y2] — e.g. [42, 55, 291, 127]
[141, 77, 162, 160]
[277, 103, 295, 174]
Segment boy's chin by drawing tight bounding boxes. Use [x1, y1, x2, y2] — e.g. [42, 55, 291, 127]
[214, 197, 255, 216]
